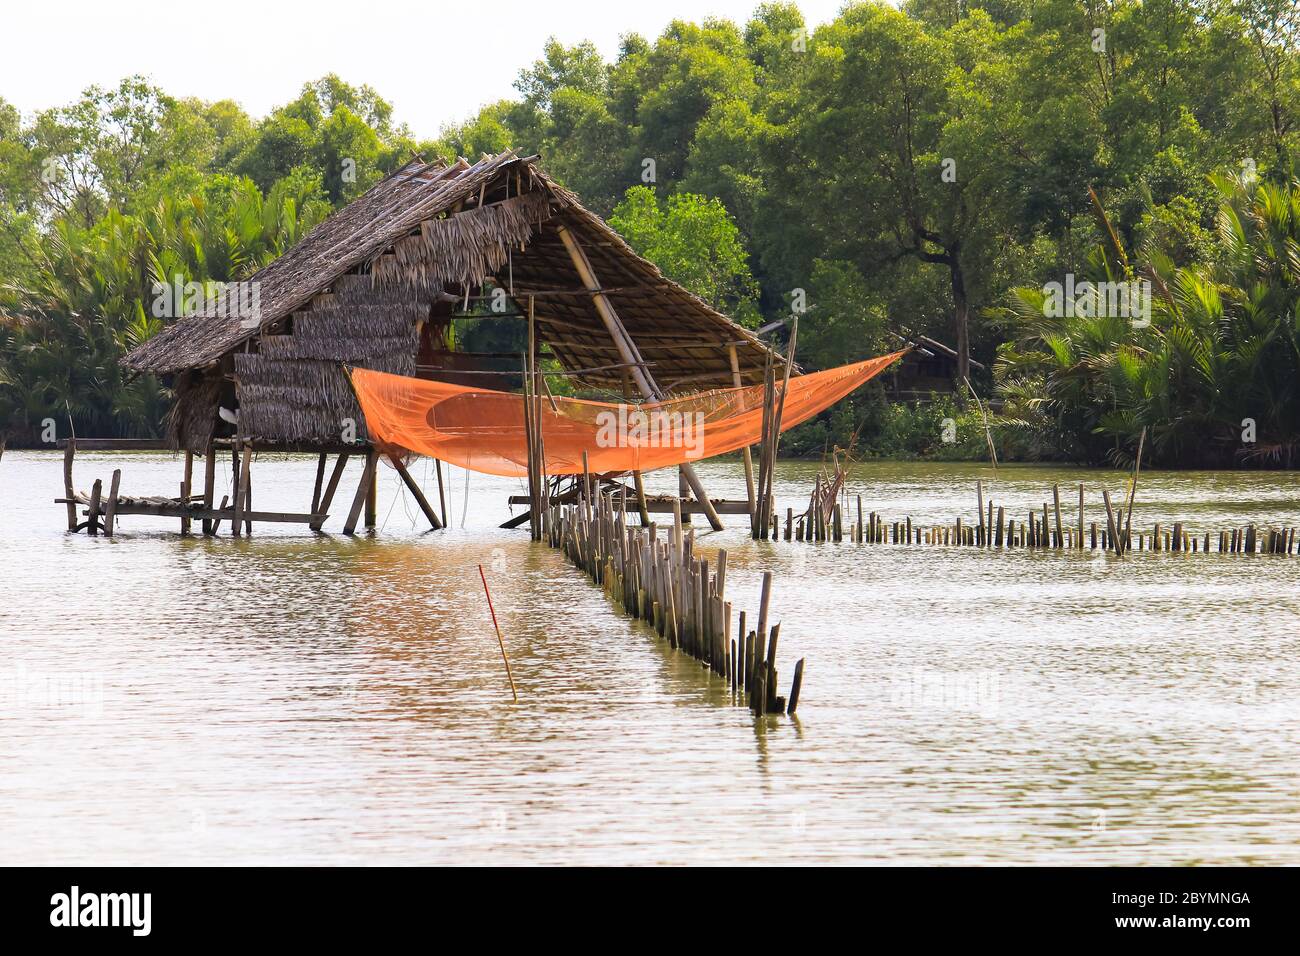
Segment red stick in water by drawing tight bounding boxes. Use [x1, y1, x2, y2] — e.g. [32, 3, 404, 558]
[478, 564, 518, 702]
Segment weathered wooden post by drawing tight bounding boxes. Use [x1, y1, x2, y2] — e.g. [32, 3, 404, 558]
[233, 445, 252, 538]
[202, 445, 217, 535]
[104, 469, 121, 537]
[88, 479, 102, 536]
[181, 449, 194, 535]
[63, 436, 78, 531]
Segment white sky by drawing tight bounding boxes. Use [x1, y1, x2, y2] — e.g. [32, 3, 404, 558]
[4, 0, 849, 137]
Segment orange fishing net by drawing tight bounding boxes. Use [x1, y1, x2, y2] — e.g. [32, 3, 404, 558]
[349, 350, 906, 477]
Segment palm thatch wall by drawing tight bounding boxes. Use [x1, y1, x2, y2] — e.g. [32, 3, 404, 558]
[234, 295, 419, 446]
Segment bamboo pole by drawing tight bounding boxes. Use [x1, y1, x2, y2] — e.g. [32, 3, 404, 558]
[753, 354, 774, 538]
[1120, 427, 1146, 557]
[1052, 484, 1063, 549]
[729, 343, 757, 515]
[1102, 488, 1120, 556]
[764, 314, 799, 537]
[1077, 483, 1084, 549]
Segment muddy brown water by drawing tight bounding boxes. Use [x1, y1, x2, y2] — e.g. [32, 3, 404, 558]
[2, 451, 1298, 863]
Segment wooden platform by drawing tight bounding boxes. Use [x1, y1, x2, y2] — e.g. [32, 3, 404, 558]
[57, 493, 323, 526]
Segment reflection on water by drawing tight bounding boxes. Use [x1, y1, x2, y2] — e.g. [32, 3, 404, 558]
[1, 451, 1298, 864]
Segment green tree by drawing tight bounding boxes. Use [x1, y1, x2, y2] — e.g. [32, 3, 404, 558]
[609, 185, 757, 320]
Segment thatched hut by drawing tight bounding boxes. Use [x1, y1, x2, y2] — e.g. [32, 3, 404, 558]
[121, 150, 779, 534]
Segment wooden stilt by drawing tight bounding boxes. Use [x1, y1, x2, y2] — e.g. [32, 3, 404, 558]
[677, 468, 691, 526]
[310, 453, 350, 531]
[63, 436, 77, 531]
[181, 450, 194, 535]
[633, 470, 650, 526]
[243, 459, 252, 535]
[103, 469, 121, 537]
[310, 452, 327, 515]
[233, 445, 252, 537]
[435, 459, 448, 528]
[88, 479, 102, 536]
[344, 451, 378, 534]
[390, 455, 443, 529]
[202, 445, 217, 535]
[364, 449, 378, 529]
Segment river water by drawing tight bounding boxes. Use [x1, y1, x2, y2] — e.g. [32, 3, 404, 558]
[2, 449, 1298, 864]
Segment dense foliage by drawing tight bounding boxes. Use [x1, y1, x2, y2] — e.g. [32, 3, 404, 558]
[1, 1, 1297, 466]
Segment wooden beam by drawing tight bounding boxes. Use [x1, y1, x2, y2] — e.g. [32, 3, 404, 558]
[555, 223, 723, 530]
[390, 455, 443, 530]
[344, 452, 377, 534]
[73, 500, 322, 523]
[499, 509, 533, 529]
[310, 453, 350, 531]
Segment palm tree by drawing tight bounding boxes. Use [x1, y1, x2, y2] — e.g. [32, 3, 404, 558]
[994, 166, 1300, 467]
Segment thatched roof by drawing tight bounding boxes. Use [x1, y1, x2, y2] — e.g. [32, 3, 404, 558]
[123, 149, 776, 392]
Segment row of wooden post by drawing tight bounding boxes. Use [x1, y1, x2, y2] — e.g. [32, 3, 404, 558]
[547, 477, 804, 716]
[774, 480, 1300, 556]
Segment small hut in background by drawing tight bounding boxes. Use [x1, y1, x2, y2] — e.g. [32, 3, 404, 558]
[884, 331, 987, 401]
[119, 150, 778, 534]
